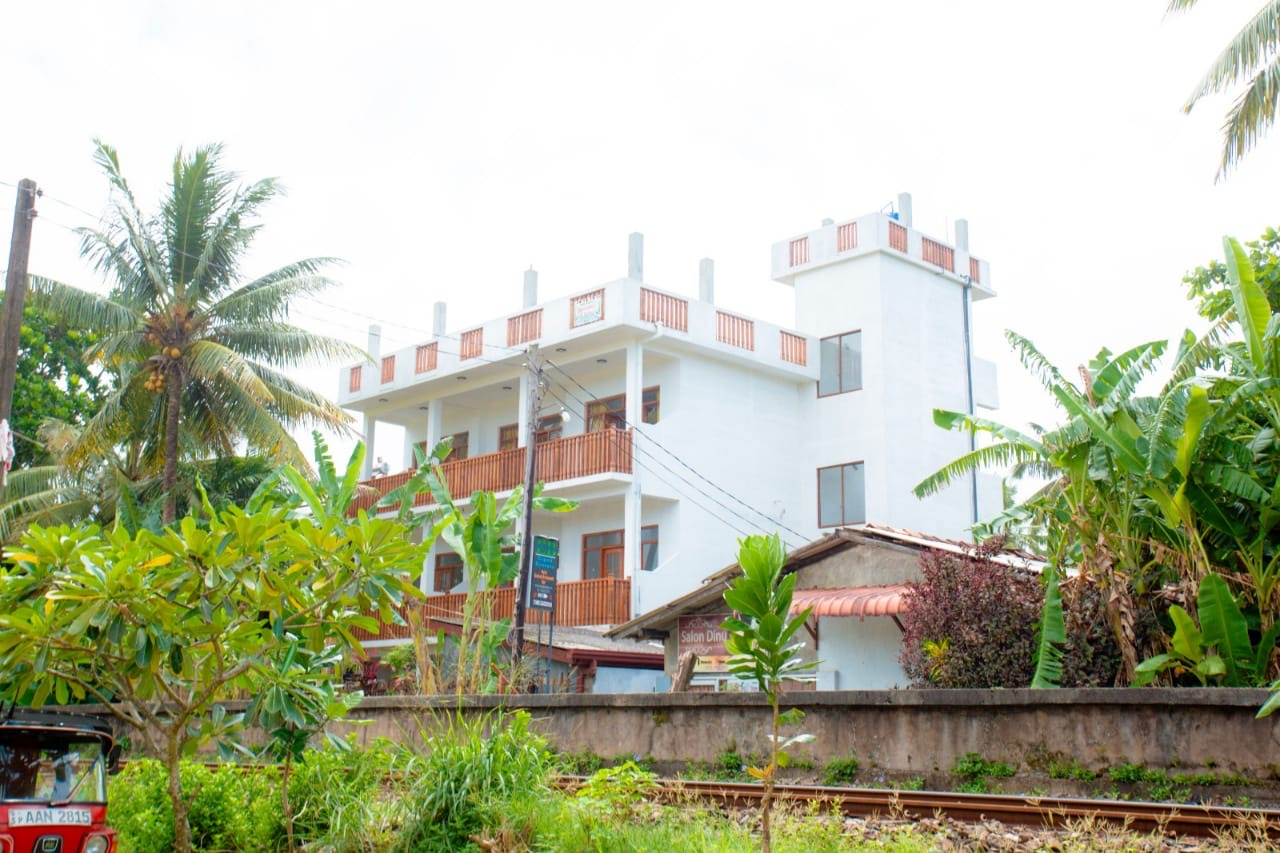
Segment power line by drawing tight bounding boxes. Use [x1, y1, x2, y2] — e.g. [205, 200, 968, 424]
[543, 359, 810, 543]
[539, 373, 803, 548]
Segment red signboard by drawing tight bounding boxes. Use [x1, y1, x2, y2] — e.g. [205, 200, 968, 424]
[678, 613, 731, 672]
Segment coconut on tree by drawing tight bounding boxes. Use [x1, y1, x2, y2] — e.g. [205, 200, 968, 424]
[30, 140, 361, 523]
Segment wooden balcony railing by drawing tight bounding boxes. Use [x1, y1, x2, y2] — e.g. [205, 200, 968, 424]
[789, 236, 809, 267]
[381, 355, 396, 384]
[416, 342, 438, 373]
[507, 309, 542, 346]
[424, 577, 631, 627]
[352, 577, 634, 641]
[922, 237, 955, 272]
[351, 429, 634, 513]
[716, 311, 755, 351]
[780, 331, 807, 366]
[460, 328, 484, 360]
[349, 365, 362, 393]
[640, 288, 689, 332]
[836, 221, 858, 252]
[969, 256, 982, 284]
[890, 220, 911, 251]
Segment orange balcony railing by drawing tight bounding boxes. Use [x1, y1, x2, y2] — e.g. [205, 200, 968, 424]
[351, 429, 634, 513]
[352, 577, 633, 642]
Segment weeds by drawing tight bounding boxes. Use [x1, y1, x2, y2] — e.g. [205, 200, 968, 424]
[822, 753, 861, 787]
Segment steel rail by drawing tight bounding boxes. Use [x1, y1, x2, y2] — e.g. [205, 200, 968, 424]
[607, 778, 1280, 839]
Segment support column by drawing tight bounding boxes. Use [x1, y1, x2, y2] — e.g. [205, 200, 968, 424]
[426, 402, 443, 456]
[361, 415, 377, 479]
[623, 340, 643, 616]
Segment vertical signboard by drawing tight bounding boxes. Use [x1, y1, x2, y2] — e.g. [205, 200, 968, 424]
[530, 535, 559, 612]
[677, 613, 732, 672]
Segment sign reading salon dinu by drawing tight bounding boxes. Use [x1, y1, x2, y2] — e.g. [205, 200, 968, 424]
[677, 613, 732, 672]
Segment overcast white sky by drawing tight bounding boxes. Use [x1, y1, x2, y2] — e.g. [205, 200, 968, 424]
[4, 0, 1278, 473]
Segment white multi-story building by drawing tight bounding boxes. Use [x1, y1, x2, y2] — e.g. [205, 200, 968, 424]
[338, 193, 1001, 630]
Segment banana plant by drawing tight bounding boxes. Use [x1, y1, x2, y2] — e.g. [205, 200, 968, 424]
[1134, 574, 1280, 687]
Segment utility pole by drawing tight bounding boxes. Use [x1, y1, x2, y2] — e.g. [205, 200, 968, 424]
[0, 179, 38, 493]
[511, 344, 541, 664]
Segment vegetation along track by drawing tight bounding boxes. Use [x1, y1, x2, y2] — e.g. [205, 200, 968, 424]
[616, 779, 1280, 839]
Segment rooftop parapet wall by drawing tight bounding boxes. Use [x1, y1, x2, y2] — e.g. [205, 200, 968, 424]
[772, 212, 994, 298]
[338, 279, 817, 408]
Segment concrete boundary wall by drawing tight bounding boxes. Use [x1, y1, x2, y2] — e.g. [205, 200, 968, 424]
[331, 689, 1280, 775]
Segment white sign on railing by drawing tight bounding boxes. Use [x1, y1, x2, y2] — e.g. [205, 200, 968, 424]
[572, 291, 604, 327]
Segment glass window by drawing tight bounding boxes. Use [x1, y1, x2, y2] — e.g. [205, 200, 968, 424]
[642, 387, 660, 424]
[498, 423, 519, 451]
[818, 331, 862, 396]
[535, 415, 563, 444]
[818, 462, 865, 527]
[0, 737, 107, 802]
[433, 553, 464, 592]
[641, 524, 659, 571]
[586, 394, 626, 432]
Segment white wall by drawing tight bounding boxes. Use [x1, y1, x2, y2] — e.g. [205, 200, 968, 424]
[816, 616, 909, 689]
[592, 666, 664, 694]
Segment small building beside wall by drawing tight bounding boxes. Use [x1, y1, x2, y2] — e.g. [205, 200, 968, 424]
[607, 524, 1043, 691]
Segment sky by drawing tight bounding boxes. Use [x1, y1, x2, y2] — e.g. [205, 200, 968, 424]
[3, 0, 1278, 476]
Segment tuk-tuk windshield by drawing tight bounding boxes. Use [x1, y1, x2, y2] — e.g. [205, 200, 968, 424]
[0, 735, 107, 803]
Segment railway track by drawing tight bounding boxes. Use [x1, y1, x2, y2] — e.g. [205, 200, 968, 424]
[636, 779, 1280, 840]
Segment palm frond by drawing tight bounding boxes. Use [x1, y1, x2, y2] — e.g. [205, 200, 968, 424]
[1215, 57, 1280, 178]
[1005, 329, 1079, 400]
[1183, 1, 1280, 106]
[184, 340, 274, 405]
[913, 441, 1046, 498]
[211, 265, 341, 324]
[1091, 339, 1168, 411]
[212, 322, 364, 367]
[26, 275, 137, 336]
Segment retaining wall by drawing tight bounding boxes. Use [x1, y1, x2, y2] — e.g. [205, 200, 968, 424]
[326, 689, 1280, 775]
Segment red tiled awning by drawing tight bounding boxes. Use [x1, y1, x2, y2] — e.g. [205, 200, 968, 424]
[789, 584, 909, 620]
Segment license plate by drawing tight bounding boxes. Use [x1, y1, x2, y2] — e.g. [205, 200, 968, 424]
[9, 808, 92, 826]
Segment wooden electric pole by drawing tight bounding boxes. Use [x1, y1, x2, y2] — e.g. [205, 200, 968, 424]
[0, 179, 38, 489]
[511, 344, 542, 664]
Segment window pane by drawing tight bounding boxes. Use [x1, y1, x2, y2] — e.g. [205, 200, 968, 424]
[841, 333, 862, 392]
[842, 463, 865, 524]
[818, 466, 843, 526]
[585, 551, 601, 579]
[818, 337, 839, 395]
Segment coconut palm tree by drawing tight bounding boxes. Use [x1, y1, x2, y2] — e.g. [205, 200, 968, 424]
[30, 140, 361, 523]
[1172, 0, 1280, 179]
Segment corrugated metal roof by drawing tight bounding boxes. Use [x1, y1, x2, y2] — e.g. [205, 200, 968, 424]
[790, 584, 909, 620]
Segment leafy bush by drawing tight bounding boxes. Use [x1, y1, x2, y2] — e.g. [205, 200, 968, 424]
[556, 748, 604, 776]
[109, 759, 281, 853]
[900, 546, 1043, 688]
[900, 546, 1124, 688]
[287, 739, 395, 850]
[821, 753, 860, 786]
[397, 710, 552, 852]
[951, 752, 1015, 782]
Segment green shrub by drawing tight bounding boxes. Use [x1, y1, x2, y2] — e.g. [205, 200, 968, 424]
[951, 752, 1015, 782]
[1108, 763, 1165, 785]
[1047, 758, 1098, 781]
[557, 748, 604, 775]
[287, 739, 394, 850]
[821, 753, 861, 786]
[397, 710, 552, 852]
[109, 759, 281, 853]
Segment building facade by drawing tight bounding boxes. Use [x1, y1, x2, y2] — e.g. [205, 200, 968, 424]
[337, 193, 1002, 629]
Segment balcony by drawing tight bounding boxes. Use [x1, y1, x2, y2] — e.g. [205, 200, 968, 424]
[352, 429, 634, 513]
[353, 577, 633, 641]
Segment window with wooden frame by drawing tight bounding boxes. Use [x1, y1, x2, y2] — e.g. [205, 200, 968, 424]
[535, 414, 563, 444]
[433, 552, 464, 592]
[818, 330, 862, 396]
[498, 423, 519, 451]
[642, 386, 660, 424]
[444, 431, 469, 461]
[582, 525, 658, 579]
[586, 394, 626, 432]
[817, 462, 865, 527]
